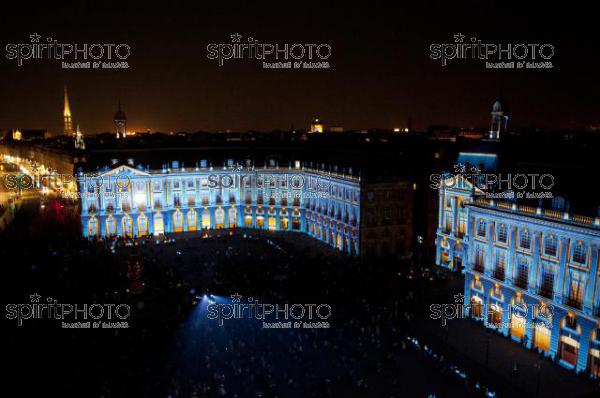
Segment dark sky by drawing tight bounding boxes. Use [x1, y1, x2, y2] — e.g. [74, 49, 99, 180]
[0, 1, 598, 134]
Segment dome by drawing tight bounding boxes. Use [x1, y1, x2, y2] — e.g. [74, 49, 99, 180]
[492, 100, 503, 113]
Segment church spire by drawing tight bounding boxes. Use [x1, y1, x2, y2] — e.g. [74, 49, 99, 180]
[114, 100, 127, 139]
[75, 123, 85, 150]
[63, 86, 73, 136]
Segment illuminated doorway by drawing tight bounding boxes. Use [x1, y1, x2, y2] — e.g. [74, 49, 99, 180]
[510, 313, 526, 340]
[187, 209, 197, 231]
[121, 215, 133, 237]
[487, 304, 502, 327]
[256, 216, 265, 228]
[228, 208, 237, 228]
[137, 213, 148, 236]
[268, 217, 276, 231]
[201, 211, 211, 229]
[153, 213, 164, 235]
[215, 208, 225, 229]
[87, 217, 99, 237]
[470, 296, 483, 319]
[560, 335, 579, 367]
[173, 210, 184, 232]
[280, 217, 289, 230]
[534, 323, 551, 353]
[106, 216, 117, 236]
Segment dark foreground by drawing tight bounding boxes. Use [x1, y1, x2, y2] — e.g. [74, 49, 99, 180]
[1, 198, 598, 397]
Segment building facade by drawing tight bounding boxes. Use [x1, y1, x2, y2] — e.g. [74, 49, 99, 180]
[436, 183, 600, 377]
[79, 162, 362, 255]
[360, 180, 414, 257]
[435, 175, 476, 272]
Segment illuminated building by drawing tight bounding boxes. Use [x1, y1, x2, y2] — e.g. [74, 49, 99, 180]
[78, 161, 362, 255]
[75, 124, 85, 150]
[436, 177, 600, 377]
[9, 128, 46, 141]
[435, 152, 498, 272]
[310, 118, 324, 133]
[489, 100, 508, 140]
[114, 102, 127, 139]
[64, 86, 74, 136]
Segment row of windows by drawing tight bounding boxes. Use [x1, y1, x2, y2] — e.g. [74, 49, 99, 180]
[475, 219, 589, 264]
[472, 247, 591, 309]
[85, 177, 360, 203]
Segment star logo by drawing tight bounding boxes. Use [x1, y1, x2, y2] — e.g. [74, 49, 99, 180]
[231, 293, 242, 303]
[30, 293, 41, 303]
[453, 33, 465, 43]
[454, 293, 465, 303]
[231, 33, 242, 43]
[30, 33, 41, 43]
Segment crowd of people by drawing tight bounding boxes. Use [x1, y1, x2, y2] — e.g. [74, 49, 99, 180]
[2, 206, 501, 397]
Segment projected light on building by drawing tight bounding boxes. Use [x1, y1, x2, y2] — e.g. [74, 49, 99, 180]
[79, 161, 361, 255]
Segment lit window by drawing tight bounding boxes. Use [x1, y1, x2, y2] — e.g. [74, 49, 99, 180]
[572, 241, 587, 264]
[497, 224, 508, 243]
[519, 229, 531, 249]
[544, 235, 557, 256]
[477, 220, 487, 237]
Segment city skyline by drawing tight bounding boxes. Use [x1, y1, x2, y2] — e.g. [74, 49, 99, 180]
[0, 3, 599, 134]
[3, 3, 600, 396]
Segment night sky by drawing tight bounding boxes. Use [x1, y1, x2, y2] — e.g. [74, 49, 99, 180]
[0, 1, 598, 134]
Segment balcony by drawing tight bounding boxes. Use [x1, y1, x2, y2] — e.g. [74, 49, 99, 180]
[474, 262, 485, 274]
[492, 267, 505, 281]
[539, 285, 554, 299]
[515, 274, 528, 290]
[565, 297, 582, 310]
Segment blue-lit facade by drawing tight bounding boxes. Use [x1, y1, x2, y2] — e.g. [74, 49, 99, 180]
[436, 178, 600, 377]
[78, 163, 361, 255]
[435, 175, 476, 272]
